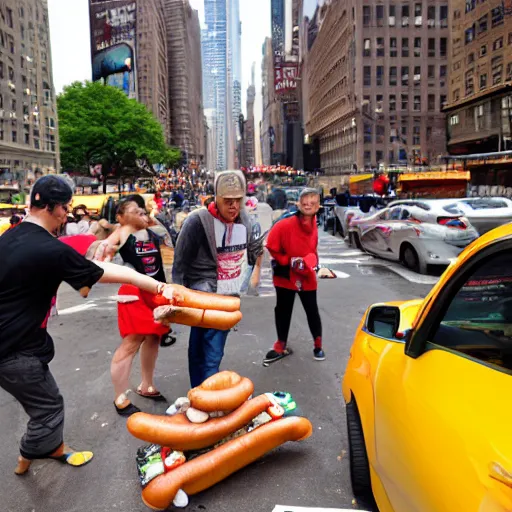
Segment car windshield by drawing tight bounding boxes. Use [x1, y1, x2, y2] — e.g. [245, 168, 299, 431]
[461, 199, 510, 210]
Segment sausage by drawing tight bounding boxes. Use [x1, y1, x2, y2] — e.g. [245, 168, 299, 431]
[127, 394, 272, 450]
[152, 284, 241, 312]
[141, 416, 314, 511]
[196, 371, 242, 391]
[153, 306, 242, 330]
[188, 375, 254, 412]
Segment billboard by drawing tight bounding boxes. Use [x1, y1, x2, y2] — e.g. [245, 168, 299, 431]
[89, 0, 137, 99]
[274, 64, 298, 93]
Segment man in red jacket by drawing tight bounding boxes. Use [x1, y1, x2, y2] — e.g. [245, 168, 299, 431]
[264, 188, 325, 364]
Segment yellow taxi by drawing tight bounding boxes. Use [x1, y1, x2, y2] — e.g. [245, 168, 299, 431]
[342, 223, 512, 512]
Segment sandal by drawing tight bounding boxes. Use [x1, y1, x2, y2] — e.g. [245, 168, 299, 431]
[135, 385, 167, 402]
[49, 445, 94, 467]
[115, 392, 142, 417]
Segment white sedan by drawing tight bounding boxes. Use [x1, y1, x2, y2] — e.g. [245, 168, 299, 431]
[436, 197, 512, 235]
[348, 201, 479, 274]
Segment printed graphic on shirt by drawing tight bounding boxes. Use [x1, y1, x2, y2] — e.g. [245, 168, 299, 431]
[135, 240, 161, 278]
[214, 219, 248, 296]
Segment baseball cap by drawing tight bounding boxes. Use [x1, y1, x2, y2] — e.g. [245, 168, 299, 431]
[30, 175, 73, 210]
[214, 170, 246, 199]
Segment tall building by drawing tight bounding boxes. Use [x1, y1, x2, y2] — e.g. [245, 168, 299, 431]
[89, 0, 170, 143]
[0, 0, 59, 182]
[305, 0, 449, 175]
[228, 0, 242, 168]
[202, 0, 228, 170]
[164, 0, 205, 165]
[444, 0, 512, 191]
[245, 63, 256, 167]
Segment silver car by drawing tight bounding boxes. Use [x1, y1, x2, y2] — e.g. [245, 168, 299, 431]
[436, 197, 512, 235]
[348, 200, 479, 273]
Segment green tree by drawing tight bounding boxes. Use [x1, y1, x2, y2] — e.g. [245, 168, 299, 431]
[57, 81, 181, 192]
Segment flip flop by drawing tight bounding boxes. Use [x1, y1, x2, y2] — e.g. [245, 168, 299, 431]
[135, 385, 167, 402]
[49, 449, 94, 467]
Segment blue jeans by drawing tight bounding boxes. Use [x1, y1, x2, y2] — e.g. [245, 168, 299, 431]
[188, 327, 230, 388]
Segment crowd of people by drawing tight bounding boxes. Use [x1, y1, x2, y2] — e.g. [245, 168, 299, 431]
[0, 170, 326, 479]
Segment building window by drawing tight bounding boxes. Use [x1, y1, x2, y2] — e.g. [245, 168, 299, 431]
[402, 66, 409, 86]
[428, 5, 436, 27]
[377, 66, 384, 85]
[414, 65, 421, 83]
[491, 6, 504, 27]
[402, 38, 409, 57]
[390, 37, 398, 57]
[390, 94, 397, 111]
[465, 0, 476, 13]
[376, 94, 384, 112]
[413, 125, 420, 145]
[480, 44, 487, 57]
[440, 65, 447, 78]
[428, 94, 436, 111]
[390, 66, 397, 86]
[414, 37, 421, 57]
[389, 149, 395, 163]
[465, 72, 474, 95]
[9, 38, 14, 54]
[364, 151, 372, 163]
[413, 95, 421, 111]
[507, 63, 512, 81]
[364, 124, 373, 143]
[480, 73, 487, 89]
[12, 130, 17, 143]
[428, 38, 435, 57]
[377, 37, 385, 57]
[376, 150, 384, 163]
[363, 38, 371, 57]
[440, 94, 447, 108]
[402, 4, 410, 26]
[6, 8, 13, 28]
[454, 88, 460, 101]
[364, 66, 372, 86]
[440, 5, 448, 27]
[363, 6, 371, 26]
[477, 14, 488, 34]
[401, 125, 408, 141]
[493, 37, 503, 51]
[428, 65, 435, 79]
[11, 98, 16, 111]
[376, 126, 385, 144]
[440, 38, 447, 57]
[401, 94, 409, 110]
[465, 25, 475, 45]
[474, 104, 484, 130]
[376, 5, 384, 26]
[389, 4, 396, 26]
[468, 53, 475, 64]
[414, 3, 422, 25]
[492, 65, 503, 85]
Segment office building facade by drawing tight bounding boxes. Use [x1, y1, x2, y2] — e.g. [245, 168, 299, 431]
[0, 0, 59, 182]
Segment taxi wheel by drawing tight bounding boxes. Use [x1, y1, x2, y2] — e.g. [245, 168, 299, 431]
[346, 399, 376, 507]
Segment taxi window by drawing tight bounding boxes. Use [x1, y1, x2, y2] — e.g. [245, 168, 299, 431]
[432, 252, 512, 371]
[401, 209, 411, 220]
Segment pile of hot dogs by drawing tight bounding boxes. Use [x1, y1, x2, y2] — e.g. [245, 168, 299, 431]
[127, 371, 313, 510]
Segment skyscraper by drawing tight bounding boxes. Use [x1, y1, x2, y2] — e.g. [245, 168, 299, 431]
[202, 0, 241, 170]
[202, 0, 228, 170]
[0, 0, 60, 181]
[164, 0, 205, 165]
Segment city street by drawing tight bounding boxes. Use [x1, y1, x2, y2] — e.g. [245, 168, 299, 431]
[0, 233, 434, 512]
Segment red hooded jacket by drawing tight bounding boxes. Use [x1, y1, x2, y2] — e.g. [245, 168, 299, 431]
[266, 214, 318, 291]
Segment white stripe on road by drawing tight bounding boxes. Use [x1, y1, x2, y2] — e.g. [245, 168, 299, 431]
[58, 304, 98, 315]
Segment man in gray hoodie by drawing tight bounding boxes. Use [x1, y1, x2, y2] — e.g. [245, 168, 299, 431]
[173, 171, 261, 387]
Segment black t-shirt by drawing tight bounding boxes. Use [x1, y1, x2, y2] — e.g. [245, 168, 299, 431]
[0, 222, 105, 363]
[119, 230, 166, 283]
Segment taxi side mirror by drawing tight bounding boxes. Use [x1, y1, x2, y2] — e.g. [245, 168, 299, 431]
[367, 305, 401, 339]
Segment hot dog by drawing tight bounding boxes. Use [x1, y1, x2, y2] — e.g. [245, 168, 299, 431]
[188, 375, 254, 413]
[153, 306, 242, 330]
[127, 394, 272, 450]
[153, 284, 240, 312]
[141, 416, 314, 511]
[198, 371, 242, 391]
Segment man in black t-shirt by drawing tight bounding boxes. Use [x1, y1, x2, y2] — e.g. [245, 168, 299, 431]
[0, 176, 169, 476]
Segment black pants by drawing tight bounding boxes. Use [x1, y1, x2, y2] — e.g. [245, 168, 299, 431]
[275, 287, 322, 343]
[0, 354, 64, 459]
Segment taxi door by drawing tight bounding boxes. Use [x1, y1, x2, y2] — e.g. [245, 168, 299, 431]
[372, 243, 512, 512]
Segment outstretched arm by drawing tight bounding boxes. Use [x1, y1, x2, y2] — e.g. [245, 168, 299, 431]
[95, 261, 163, 294]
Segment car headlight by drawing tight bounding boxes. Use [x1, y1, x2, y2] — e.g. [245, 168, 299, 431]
[427, 251, 440, 259]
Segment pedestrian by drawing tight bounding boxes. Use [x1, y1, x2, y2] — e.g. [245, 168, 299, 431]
[172, 170, 261, 387]
[97, 195, 171, 416]
[264, 188, 326, 364]
[0, 176, 171, 475]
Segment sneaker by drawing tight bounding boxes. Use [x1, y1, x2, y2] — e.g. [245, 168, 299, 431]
[264, 340, 287, 363]
[313, 347, 326, 361]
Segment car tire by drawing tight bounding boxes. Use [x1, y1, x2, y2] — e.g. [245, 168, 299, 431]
[346, 399, 376, 508]
[350, 232, 362, 249]
[401, 244, 420, 272]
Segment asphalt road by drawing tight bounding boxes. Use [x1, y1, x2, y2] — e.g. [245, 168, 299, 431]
[0, 234, 434, 512]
